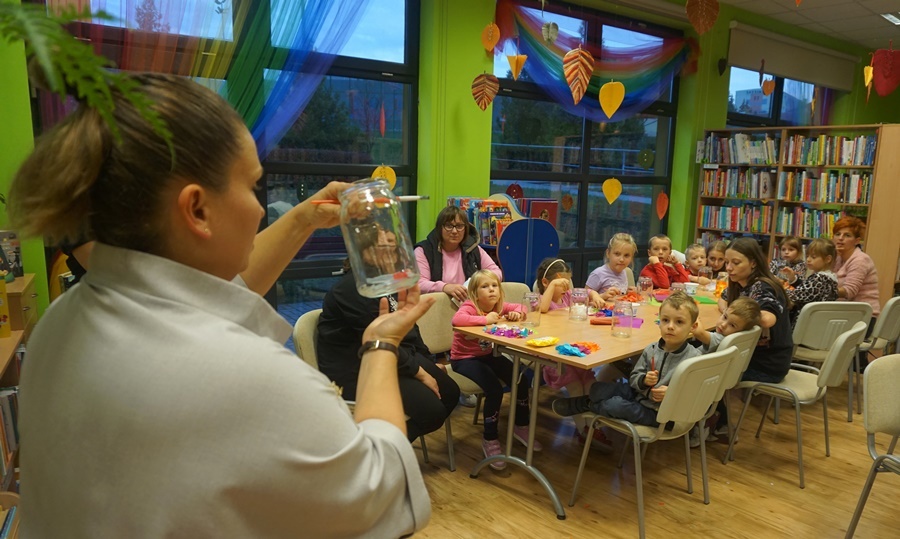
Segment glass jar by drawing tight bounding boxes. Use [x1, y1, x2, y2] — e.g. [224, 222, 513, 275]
[715, 271, 729, 298]
[340, 179, 420, 298]
[611, 300, 633, 338]
[699, 266, 714, 292]
[522, 292, 541, 327]
[638, 276, 653, 304]
[569, 288, 589, 321]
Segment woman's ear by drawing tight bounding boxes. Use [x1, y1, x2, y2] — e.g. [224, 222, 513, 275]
[175, 183, 212, 239]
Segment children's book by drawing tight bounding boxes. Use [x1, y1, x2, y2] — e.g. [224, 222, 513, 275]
[0, 232, 21, 278]
[529, 200, 558, 228]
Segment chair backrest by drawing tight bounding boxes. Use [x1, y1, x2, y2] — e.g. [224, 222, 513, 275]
[863, 354, 900, 437]
[501, 281, 532, 308]
[818, 321, 868, 388]
[792, 301, 872, 352]
[656, 346, 737, 427]
[416, 292, 457, 355]
[292, 309, 323, 368]
[870, 296, 900, 349]
[714, 325, 762, 400]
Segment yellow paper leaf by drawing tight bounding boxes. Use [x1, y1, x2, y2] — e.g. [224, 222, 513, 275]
[472, 73, 500, 111]
[372, 165, 397, 189]
[599, 81, 625, 119]
[864, 65, 874, 87]
[563, 47, 595, 105]
[482, 23, 500, 52]
[507, 54, 528, 81]
[602, 178, 622, 205]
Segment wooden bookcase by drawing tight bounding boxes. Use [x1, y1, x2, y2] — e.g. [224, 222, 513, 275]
[695, 124, 900, 304]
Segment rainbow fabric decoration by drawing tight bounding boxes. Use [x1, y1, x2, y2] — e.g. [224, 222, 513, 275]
[495, 0, 697, 122]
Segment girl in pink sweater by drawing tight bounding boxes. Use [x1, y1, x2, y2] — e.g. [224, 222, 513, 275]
[450, 270, 540, 469]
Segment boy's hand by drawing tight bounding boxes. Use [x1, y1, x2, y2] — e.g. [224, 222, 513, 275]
[650, 385, 667, 402]
[644, 370, 659, 387]
[648, 256, 660, 265]
[697, 276, 711, 285]
[506, 311, 524, 322]
[485, 312, 501, 324]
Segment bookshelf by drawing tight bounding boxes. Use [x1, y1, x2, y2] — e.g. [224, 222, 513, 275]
[696, 124, 900, 304]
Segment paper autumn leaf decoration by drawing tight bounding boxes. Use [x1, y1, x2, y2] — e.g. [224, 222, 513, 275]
[602, 178, 622, 205]
[507, 54, 527, 80]
[796, 0, 802, 5]
[541, 21, 559, 43]
[865, 55, 875, 102]
[685, 0, 719, 36]
[563, 47, 594, 105]
[472, 73, 500, 111]
[761, 78, 775, 96]
[656, 193, 669, 220]
[372, 165, 397, 189]
[561, 193, 574, 211]
[482, 23, 500, 52]
[599, 80, 625, 119]
[872, 45, 900, 97]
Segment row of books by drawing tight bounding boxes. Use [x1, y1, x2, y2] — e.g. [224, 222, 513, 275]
[701, 133, 779, 165]
[777, 171, 872, 204]
[0, 388, 17, 480]
[774, 207, 847, 240]
[698, 204, 773, 234]
[783, 134, 877, 167]
[445, 198, 513, 246]
[700, 168, 775, 199]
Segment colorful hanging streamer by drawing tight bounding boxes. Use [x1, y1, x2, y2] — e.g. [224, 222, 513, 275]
[495, 0, 697, 123]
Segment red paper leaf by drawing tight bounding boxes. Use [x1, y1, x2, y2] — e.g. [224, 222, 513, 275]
[472, 73, 500, 111]
[656, 193, 669, 220]
[872, 47, 900, 98]
[563, 47, 595, 105]
[685, 0, 719, 36]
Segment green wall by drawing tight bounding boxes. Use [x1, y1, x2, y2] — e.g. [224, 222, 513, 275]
[0, 3, 49, 315]
[417, 0, 495, 239]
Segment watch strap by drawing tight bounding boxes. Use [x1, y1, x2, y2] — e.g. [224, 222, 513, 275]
[358, 340, 400, 359]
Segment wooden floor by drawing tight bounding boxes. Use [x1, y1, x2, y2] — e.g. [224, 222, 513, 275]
[413, 375, 898, 538]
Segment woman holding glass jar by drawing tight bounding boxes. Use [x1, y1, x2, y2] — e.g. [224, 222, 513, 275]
[414, 206, 502, 304]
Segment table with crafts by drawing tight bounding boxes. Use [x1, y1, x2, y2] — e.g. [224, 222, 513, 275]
[454, 294, 723, 519]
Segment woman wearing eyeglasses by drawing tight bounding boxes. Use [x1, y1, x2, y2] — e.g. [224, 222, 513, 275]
[414, 206, 502, 303]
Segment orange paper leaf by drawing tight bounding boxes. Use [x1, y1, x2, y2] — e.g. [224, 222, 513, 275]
[796, 0, 802, 5]
[563, 47, 595, 105]
[656, 192, 669, 220]
[472, 73, 500, 111]
[599, 81, 625, 119]
[685, 0, 719, 36]
[507, 54, 528, 80]
[372, 165, 397, 189]
[602, 178, 622, 205]
[482, 23, 500, 52]
[761, 78, 775, 96]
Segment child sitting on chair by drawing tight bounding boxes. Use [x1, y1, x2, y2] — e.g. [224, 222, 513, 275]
[684, 243, 712, 285]
[585, 233, 639, 300]
[693, 296, 761, 353]
[640, 234, 691, 289]
[551, 291, 701, 427]
[451, 269, 540, 470]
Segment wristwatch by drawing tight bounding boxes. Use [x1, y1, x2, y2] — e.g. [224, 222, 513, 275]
[358, 340, 400, 359]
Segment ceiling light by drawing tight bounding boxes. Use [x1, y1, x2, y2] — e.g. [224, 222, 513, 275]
[882, 13, 900, 25]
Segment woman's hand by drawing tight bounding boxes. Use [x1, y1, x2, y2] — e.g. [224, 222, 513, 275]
[415, 367, 441, 399]
[443, 283, 468, 302]
[363, 285, 435, 347]
[505, 310, 524, 322]
[304, 181, 353, 230]
[484, 312, 501, 325]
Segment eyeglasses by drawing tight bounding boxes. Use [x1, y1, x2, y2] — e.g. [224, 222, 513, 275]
[442, 223, 466, 232]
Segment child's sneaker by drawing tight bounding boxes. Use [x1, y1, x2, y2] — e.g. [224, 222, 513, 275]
[512, 425, 543, 452]
[689, 425, 716, 448]
[551, 396, 589, 417]
[459, 393, 478, 408]
[482, 438, 506, 470]
[576, 425, 613, 453]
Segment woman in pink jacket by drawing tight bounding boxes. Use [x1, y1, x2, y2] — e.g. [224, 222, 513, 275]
[833, 216, 880, 369]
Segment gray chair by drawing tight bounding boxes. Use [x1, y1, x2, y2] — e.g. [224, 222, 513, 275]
[845, 354, 900, 538]
[789, 301, 872, 421]
[726, 322, 868, 488]
[569, 346, 737, 539]
[292, 309, 457, 471]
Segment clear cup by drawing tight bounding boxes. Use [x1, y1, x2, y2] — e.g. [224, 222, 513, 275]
[611, 300, 634, 338]
[685, 282, 699, 295]
[522, 292, 541, 327]
[340, 179, 420, 298]
[569, 288, 589, 321]
[699, 266, 714, 292]
[671, 282, 686, 294]
[638, 276, 653, 304]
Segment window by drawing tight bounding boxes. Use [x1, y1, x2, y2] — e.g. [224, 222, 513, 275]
[727, 66, 824, 127]
[489, 2, 678, 286]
